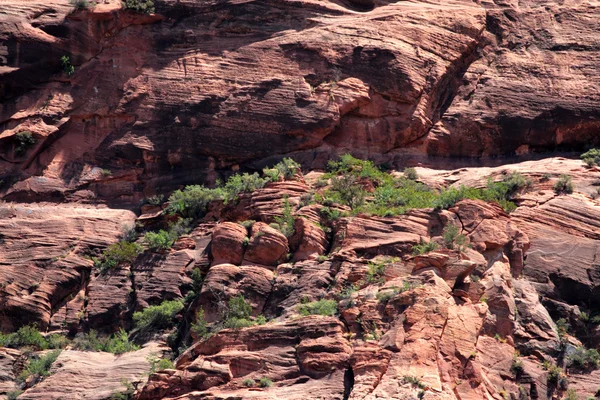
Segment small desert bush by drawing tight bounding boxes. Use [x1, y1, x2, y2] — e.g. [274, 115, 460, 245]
[297, 299, 338, 316]
[554, 174, 574, 194]
[133, 300, 184, 336]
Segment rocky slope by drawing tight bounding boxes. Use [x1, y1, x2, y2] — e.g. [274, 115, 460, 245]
[1, 1, 600, 400]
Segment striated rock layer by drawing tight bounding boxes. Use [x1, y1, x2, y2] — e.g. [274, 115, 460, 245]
[0, 0, 599, 201]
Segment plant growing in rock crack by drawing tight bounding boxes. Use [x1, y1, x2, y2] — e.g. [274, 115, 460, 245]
[133, 300, 184, 338]
[404, 167, 418, 180]
[147, 355, 175, 374]
[242, 378, 255, 387]
[14, 131, 35, 155]
[60, 55, 75, 76]
[365, 260, 387, 284]
[18, 350, 61, 383]
[93, 241, 142, 274]
[442, 224, 469, 252]
[272, 196, 295, 238]
[258, 377, 273, 388]
[110, 379, 136, 400]
[403, 375, 426, 389]
[297, 299, 338, 316]
[412, 237, 439, 255]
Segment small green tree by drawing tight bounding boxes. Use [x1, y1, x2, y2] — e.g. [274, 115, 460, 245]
[581, 148, 600, 167]
[273, 197, 295, 238]
[143, 230, 174, 251]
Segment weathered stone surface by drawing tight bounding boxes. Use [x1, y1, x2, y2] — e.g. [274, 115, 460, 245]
[242, 222, 289, 267]
[16, 343, 165, 400]
[0, 203, 135, 331]
[196, 264, 274, 322]
[210, 222, 248, 266]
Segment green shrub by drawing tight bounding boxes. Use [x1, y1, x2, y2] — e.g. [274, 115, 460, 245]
[273, 197, 295, 238]
[60, 55, 74, 76]
[191, 308, 209, 339]
[568, 346, 600, 370]
[511, 355, 524, 375]
[46, 334, 70, 349]
[259, 377, 273, 388]
[365, 260, 387, 284]
[69, 0, 90, 9]
[563, 389, 578, 400]
[327, 154, 390, 184]
[376, 282, 419, 303]
[71, 329, 139, 354]
[554, 174, 574, 194]
[14, 131, 36, 155]
[94, 241, 142, 273]
[0, 325, 48, 350]
[239, 220, 256, 229]
[103, 329, 140, 354]
[442, 224, 469, 251]
[146, 194, 164, 206]
[18, 350, 61, 383]
[168, 217, 193, 238]
[143, 230, 174, 251]
[404, 167, 418, 180]
[319, 206, 343, 221]
[327, 175, 366, 209]
[263, 158, 301, 181]
[222, 173, 267, 203]
[110, 379, 135, 400]
[547, 364, 563, 384]
[7, 390, 22, 400]
[166, 185, 222, 219]
[223, 296, 259, 329]
[403, 375, 426, 389]
[123, 0, 155, 14]
[581, 148, 600, 167]
[149, 356, 175, 373]
[242, 378, 255, 387]
[133, 300, 184, 335]
[297, 299, 338, 316]
[412, 238, 439, 255]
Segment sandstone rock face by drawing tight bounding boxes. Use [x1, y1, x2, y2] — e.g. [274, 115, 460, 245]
[2, 0, 598, 200]
[0, 203, 136, 331]
[242, 222, 289, 267]
[16, 343, 165, 400]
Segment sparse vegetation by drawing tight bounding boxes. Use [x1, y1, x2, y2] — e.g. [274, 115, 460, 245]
[404, 167, 418, 180]
[554, 174, 574, 194]
[568, 346, 600, 370]
[60, 55, 75, 76]
[563, 388, 578, 400]
[412, 238, 439, 255]
[14, 131, 36, 155]
[146, 194, 164, 206]
[365, 260, 387, 284]
[442, 224, 469, 252]
[133, 300, 184, 336]
[581, 148, 600, 167]
[242, 378, 255, 387]
[0, 325, 69, 350]
[403, 375, 426, 389]
[262, 158, 301, 181]
[223, 295, 266, 329]
[273, 197, 295, 238]
[123, 0, 155, 14]
[191, 308, 209, 339]
[18, 350, 61, 383]
[70, 0, 90, 9]
[93, 241, 142, 274]
[166, 185, 222, 219]
[259, 377, 273, 388]
[297, 299, 338, 316]
[71, 329, 139, 354]
[148, 355, 175, 373]
[110, 379, 135, 400]
[143, 230, 174, 251]
[7, 390, 22, 400]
